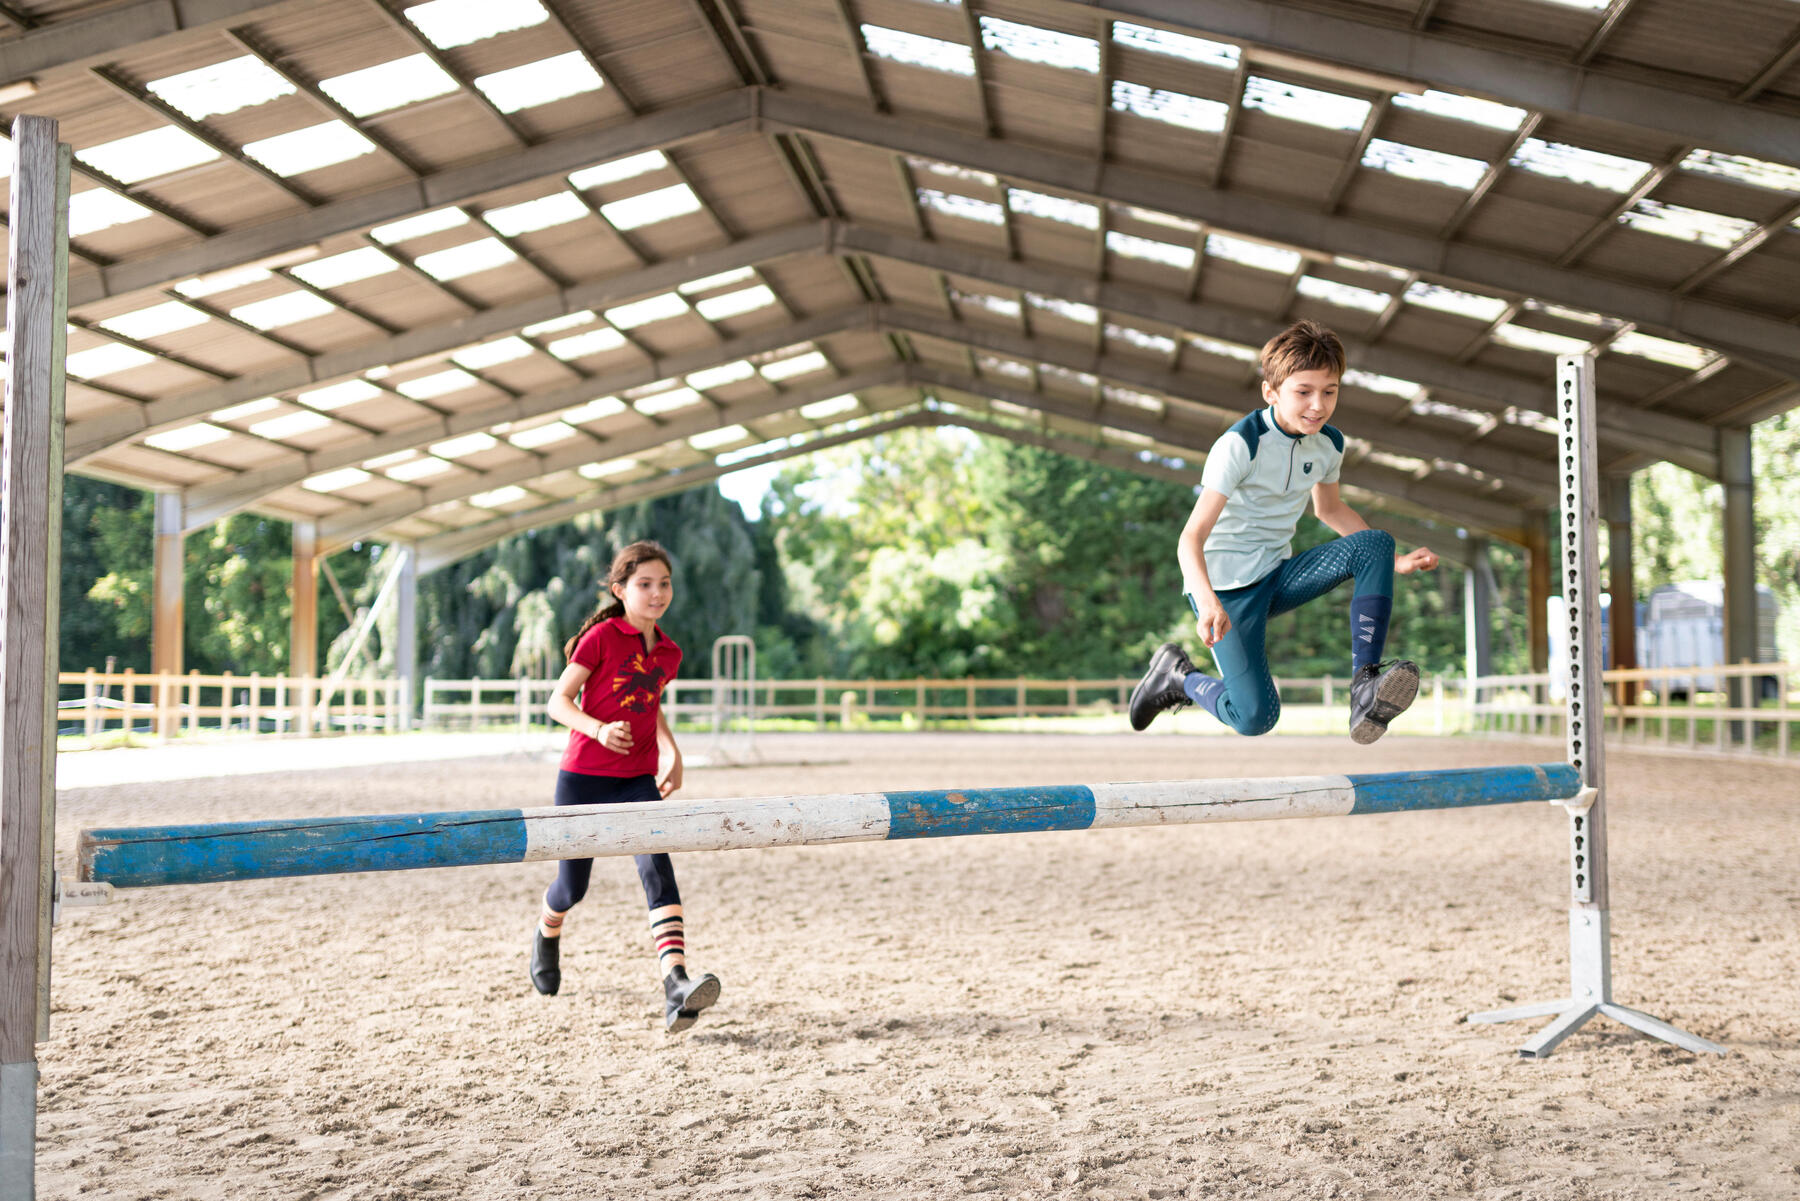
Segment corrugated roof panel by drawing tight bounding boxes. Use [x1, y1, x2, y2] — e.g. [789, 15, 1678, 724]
[359, 96, 549, 170]
[1660, 359, 1787, 422]
[1338, 169, 1470, 230]
[1455, 195, 1599, 259]
[1425, 0, 1619, 56]
[1220, 142, 1342, 208]
[1576, 226, 1726, 287]
[132, 169, 305, 233]
[1688, 231, 1800, 312]
[1589, 0, 1787, 86]
[89, 443, 223, 488]
[554, 0, 741, 104]
[677, 135, 812, 230]
[1654, 173, 1793, 225]
[1110, 44, 1238, 102]
[1105, 111, 1225, 178]
[1009, 224, 1099, 273]
[1378, 108, 1518, 164]
[499, 87, 623, 143]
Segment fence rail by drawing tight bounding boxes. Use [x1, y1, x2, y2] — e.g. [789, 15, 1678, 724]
[57, 668, 404, 741]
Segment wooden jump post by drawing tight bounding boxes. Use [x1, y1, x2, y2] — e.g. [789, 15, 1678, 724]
[79, 763, 1581, 888]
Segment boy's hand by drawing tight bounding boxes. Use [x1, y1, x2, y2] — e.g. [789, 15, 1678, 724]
[1395, 547, 1439, 574]
[1193, 595, 1232, 647]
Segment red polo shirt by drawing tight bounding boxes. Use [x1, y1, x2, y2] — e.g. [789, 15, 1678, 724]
[560, 617, 682, 778]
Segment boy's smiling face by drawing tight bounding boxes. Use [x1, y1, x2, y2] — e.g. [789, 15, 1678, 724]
[1263, 366, 1339, 437]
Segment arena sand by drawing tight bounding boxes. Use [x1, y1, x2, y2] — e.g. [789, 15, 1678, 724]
[38, 733, 1800, 1200]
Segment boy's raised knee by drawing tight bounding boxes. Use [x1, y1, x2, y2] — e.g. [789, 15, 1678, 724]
[1351, 527, 1395, 557]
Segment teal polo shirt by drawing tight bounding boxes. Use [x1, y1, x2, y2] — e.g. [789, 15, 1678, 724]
[1198, 406, 1346, 590]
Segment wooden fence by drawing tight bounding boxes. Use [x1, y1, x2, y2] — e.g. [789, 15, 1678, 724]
[57, 668, 404, 741]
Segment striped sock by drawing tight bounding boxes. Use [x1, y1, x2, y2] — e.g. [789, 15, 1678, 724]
[649, 905, 686, 977]
[538, 897, 567, 940]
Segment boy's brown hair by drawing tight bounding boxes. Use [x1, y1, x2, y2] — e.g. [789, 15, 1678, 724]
[1260, 320, 1345, 390]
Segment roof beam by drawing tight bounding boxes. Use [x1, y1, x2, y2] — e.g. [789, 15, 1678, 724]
[66, 221, 831, 462]
[1070, 0, 1800, 162]
[0, 0, 302, 85]
[764, 91, 1800, 381]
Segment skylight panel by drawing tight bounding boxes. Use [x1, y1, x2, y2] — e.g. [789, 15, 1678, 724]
[244, 122, 376, 176]
[688, 361, 756, 390]
[251, 410, 332, 440]
[801, 395, 860, 420]
[298, 380, 381, 410]
[78, 127, 220, 185]
[1103, 384, 1162, 410]
[1105, 323, 1177, 354]
[453, 338, 534, 369]
[1110, 22, 1239, 69]
[861, 25, 975, 76]
[382, 456, 453, 482]
[371, 208, 469, 244]
[635, 387, 703, 414]
[581, 458, 638, 479]
[549, 328, 628, 359]
[1366, 450, 1430, 475]
[1491, 324, 1591, 356]
[1026, 293, 1098, 324]
[1189, 334, 1259, 363]
[431, 432, 498, 459]
[290, 247, 398, 289]
[1361, 139, 1487, 189]
[1333, 255, 1409, 281]
[1106, 231, 1195, 269]
[469, 485, 530, 508]
[1680, 149, 1800, 194]
[1206, 234, 1301, 274]
[524, 311, 595, 337]
[1392, 89, 1526, 132]
[695, 285, 777, 321]
[476, 51, 605, 113]
[917, 188, 1004, 225]
[303, 467, 373, 493]
[144, 423, 231, 452]
[1510, 139, 1649, 192]
[690, 425, 750, 451]
[1535, 0, 1611, 9]
[404, 0, 549, 49]
[1343, 368, 1421, 399]
[507, 422, 578, 449]
[1008, 188, 1099, 229]
[1403, 281, 1509, 321]
[1104, 427, 1154, 446]
[570, 151, 669, 190]
[145, 56, 294, 121]
[1522, 299, 1620, 330]
[1117, 204, 1199, 233]
[563, 397, 627, 424]
[230, 291, 337, 330]
[1610, 332, 1720, 371]
[761, 351, 830, 381]
[906, 157, 997, 187]
[680, 267, 756, 295]
[98, 302, 208, 341]
[1296, 276, 1389, 312]
[1041, 364, 1098, 388]
[1109, 80, 1228, 133]
[978, 16, 1099, 73]
[1244, 77, 1371, 132]
[175, 266, 272, 298]
[483, 192, 590, 236]
[1410, 397, 1489, 426]
[977, 355, 1033, 379]
[605, 293, 689, 329]
[600, 183, 703, 230]
[414, 238, 519, 280]
[397, 368, 479, 399]
[1619, 199, 1757, 249]
[212, 397, 281, 422]
[320, 54, 459, 117]
[953, 290, 1022, 320]
[68, 190, 153, 237]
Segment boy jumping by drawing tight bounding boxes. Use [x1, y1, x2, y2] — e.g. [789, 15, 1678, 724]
[1129, 320, 1439, 743]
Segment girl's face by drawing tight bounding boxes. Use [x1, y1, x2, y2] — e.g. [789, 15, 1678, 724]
[613, 559, 673, 624]
[1262, 367, 1339, 437]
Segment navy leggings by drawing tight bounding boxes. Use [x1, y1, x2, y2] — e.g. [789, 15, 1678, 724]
[1188, 528, 1396, 736]
[543, 771, 681, 912]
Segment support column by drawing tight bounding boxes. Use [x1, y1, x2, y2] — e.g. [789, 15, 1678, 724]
[1604, 474, 1637, 709]
[1464, 538, 1493, 691]
[150, 494, 184, 678]
[1719, 428, 1756, 743]
[393, 544, 418, 732]
[1, 113, 70, 1201]
[1525, 518, 1551, 673]
[291, 521, 319, 680]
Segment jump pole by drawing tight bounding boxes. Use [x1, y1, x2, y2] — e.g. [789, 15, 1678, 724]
[1463, 355, 1723, 1057]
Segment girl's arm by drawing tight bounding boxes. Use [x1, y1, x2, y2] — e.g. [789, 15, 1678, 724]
[1178, 488, 1233, 646]
[1311, 483, 1439, 574]
[547, 661, 634, 753]
[655, 707, 682, 797]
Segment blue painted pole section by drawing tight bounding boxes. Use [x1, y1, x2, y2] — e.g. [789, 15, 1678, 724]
[80, 809, 530, 890]
[1345, 763, 1580, 815]
[884, 784, 1098, 839]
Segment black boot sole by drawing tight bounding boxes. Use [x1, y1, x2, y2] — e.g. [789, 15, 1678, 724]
[665, 974, 721, 1034]
[1350, 662, 1420, 745]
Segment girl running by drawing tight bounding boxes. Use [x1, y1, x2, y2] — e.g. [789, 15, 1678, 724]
[530, 539, 721, 1033]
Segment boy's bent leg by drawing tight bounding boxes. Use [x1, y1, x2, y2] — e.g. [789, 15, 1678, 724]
[1204, 623, 1282, 736]
[1269, 529, 1396, 669]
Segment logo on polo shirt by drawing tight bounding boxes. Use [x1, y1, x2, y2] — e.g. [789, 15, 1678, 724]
[1303, 461, 1314, 475]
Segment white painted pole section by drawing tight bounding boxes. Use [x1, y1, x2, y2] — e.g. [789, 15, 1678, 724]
[522, 794, 894, 860]
[1089, 776, 1356, 827]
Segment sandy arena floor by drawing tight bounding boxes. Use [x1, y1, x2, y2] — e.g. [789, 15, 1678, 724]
[37, 733, 1800, 1200]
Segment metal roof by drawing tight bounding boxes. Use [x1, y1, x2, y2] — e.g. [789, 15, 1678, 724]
[3, 0, 1796, 564]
